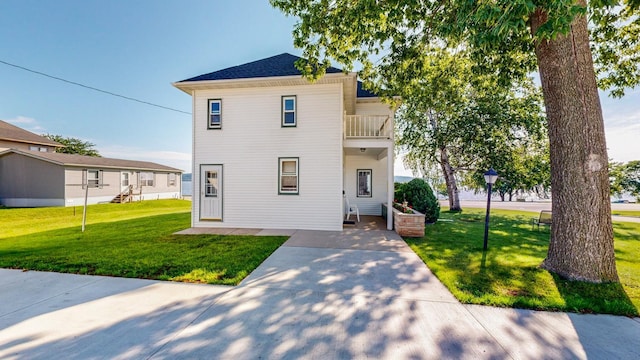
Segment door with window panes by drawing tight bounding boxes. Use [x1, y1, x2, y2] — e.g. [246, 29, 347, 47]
[200, 165, 222, 220]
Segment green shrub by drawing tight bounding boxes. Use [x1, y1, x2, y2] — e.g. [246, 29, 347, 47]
[397, 178, 440, 223]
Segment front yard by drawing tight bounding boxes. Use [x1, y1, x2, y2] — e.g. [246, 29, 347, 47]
[406, 208, 640, 316]
[0, 200, 287, 285]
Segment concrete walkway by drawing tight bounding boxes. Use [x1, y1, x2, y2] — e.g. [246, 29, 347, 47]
[1, 227, 639, 359]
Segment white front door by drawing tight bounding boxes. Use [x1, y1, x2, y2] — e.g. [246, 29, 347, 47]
[200, 165, 222, 220]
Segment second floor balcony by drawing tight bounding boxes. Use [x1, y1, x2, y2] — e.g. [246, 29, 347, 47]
[344, 114, 393, 140]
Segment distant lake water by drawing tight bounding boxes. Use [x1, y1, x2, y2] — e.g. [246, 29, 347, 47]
[182, 180, 192, 196]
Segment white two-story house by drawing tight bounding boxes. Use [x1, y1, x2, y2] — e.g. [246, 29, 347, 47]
[173, 53, 395, 231]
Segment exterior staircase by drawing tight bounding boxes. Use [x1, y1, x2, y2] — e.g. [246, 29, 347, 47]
[111, 186, 133, 203]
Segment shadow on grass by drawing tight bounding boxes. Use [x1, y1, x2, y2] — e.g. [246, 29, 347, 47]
[0, 213, 287, 285]
[551, 274, 638, 316]
[408, 210, 639, 316]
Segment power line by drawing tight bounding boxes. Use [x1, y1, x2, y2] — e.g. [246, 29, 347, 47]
[0, 59, 191, 115]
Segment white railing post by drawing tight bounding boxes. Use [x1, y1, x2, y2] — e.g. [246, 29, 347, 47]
[343, 114, 393, 139]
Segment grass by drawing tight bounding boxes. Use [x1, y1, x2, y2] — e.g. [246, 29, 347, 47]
[406, 208, 640, 316]
[0, 200, 288, 285]
[611, 210, 640, 218]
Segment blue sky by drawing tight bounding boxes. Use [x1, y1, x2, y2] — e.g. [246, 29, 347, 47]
[1, 1, 638, 175]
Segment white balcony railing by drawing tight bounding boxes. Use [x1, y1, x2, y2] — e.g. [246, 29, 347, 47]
[344, 114, 392, 139]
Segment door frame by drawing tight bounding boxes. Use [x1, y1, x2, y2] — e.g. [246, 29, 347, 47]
[199, 164, 223, 221]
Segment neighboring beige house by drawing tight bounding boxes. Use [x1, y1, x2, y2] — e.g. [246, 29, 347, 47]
[0, 119, 64, 152]
[174, 53, 395, 231]
[0, 149, 182, 207]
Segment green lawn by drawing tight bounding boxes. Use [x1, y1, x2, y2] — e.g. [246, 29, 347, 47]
[406, 208, 640, 316]
[0, 200, 287, 285]
[611, 210, 640, 218]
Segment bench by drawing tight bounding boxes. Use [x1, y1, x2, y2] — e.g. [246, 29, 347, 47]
[532, 210, 552, 231]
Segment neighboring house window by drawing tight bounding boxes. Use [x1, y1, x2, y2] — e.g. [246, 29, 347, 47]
[208, 99, 222, 129]
[279, 157, 299, 194]
[357, 169, 372, 197]
[168, 173, 176, 187]
[122, 173, 129, 187]
[83, 169, 103, 189]
[29, 146, 47, 152]
[282, 96, 296, 127]
[140, 172, 154, 187]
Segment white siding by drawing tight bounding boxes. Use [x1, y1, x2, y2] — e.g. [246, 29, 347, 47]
[344, 154, 389, 215]
[355, 101, 394, 116]
[192, 83, 344, 230]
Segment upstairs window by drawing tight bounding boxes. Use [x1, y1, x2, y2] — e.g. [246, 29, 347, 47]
[282, 96, 296, 127]
[279, 157, 299, 194]
[208, 99, 222, 129]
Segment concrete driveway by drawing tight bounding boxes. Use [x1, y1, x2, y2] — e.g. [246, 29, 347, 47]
[1, 224, 639, 359]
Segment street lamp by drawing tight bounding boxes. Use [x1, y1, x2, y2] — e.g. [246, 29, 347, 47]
[483, 168, 498, 251]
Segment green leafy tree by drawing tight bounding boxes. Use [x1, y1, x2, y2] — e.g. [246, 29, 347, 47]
[624, 161, 640, 198]
[470, 141, 551, 201]
[609, 161, 627, 198]
[44, 134, 101, 157]
[611, 160, 640, 199]
[270, 0, 640, 282]
[396, 47, 546, 211]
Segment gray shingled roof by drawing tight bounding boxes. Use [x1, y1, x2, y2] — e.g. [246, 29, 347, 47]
[0, 120, 64, 147]
[179, 53, 344, 82]
[0, 148, 182, 172]
[357, 81, 377, 98]
[178, 53, 379, 98]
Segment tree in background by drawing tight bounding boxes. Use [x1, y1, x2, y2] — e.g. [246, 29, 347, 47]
[271, 0, 640, 282]
[469, 140, 551, 201]
[395, 47, 546, 211]
[44, 134, 101, 157]
[610, 160, 640, 200]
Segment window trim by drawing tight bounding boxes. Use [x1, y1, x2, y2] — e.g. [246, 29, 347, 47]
[278, 157, 299, 195]
[121, 172, 129, 187]
[204, 170, 219, 197]
[140, 171, 155, 187]
[168, 173, 176, 187]
[208, 99, 222, 129]
[83, 169, 103, 189]
[357, 169, 372, 198]
[281, 95, 297, 127]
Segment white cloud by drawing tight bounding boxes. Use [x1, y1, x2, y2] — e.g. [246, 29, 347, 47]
[5, 116, 46, 133]
[605, 122, 640, 163]
[99, 145, 191, 172]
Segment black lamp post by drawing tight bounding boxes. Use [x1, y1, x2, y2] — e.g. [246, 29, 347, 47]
[483, 168, 498, 251]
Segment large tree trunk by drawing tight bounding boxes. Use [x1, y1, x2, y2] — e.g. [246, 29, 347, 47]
[531, 4, 618, 282]
[429, 109, 462, 211]
[439, 147, 461, 211]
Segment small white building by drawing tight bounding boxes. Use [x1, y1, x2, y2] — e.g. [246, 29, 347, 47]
[174, 53, 395, 231]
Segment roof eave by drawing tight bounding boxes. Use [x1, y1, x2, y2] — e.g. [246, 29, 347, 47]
[63, 163, 183, 172]
[0, 148, 65, 166]
[173, 72, 356, 93]
[0, 137, 65, 148]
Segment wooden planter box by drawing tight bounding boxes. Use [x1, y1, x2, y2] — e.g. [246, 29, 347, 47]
[383, 203, 425, 237]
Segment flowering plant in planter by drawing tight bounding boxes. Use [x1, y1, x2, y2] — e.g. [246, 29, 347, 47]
[393, 202, 414, 214]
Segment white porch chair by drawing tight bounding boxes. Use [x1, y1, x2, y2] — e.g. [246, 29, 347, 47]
[345, 197, 360, 222]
